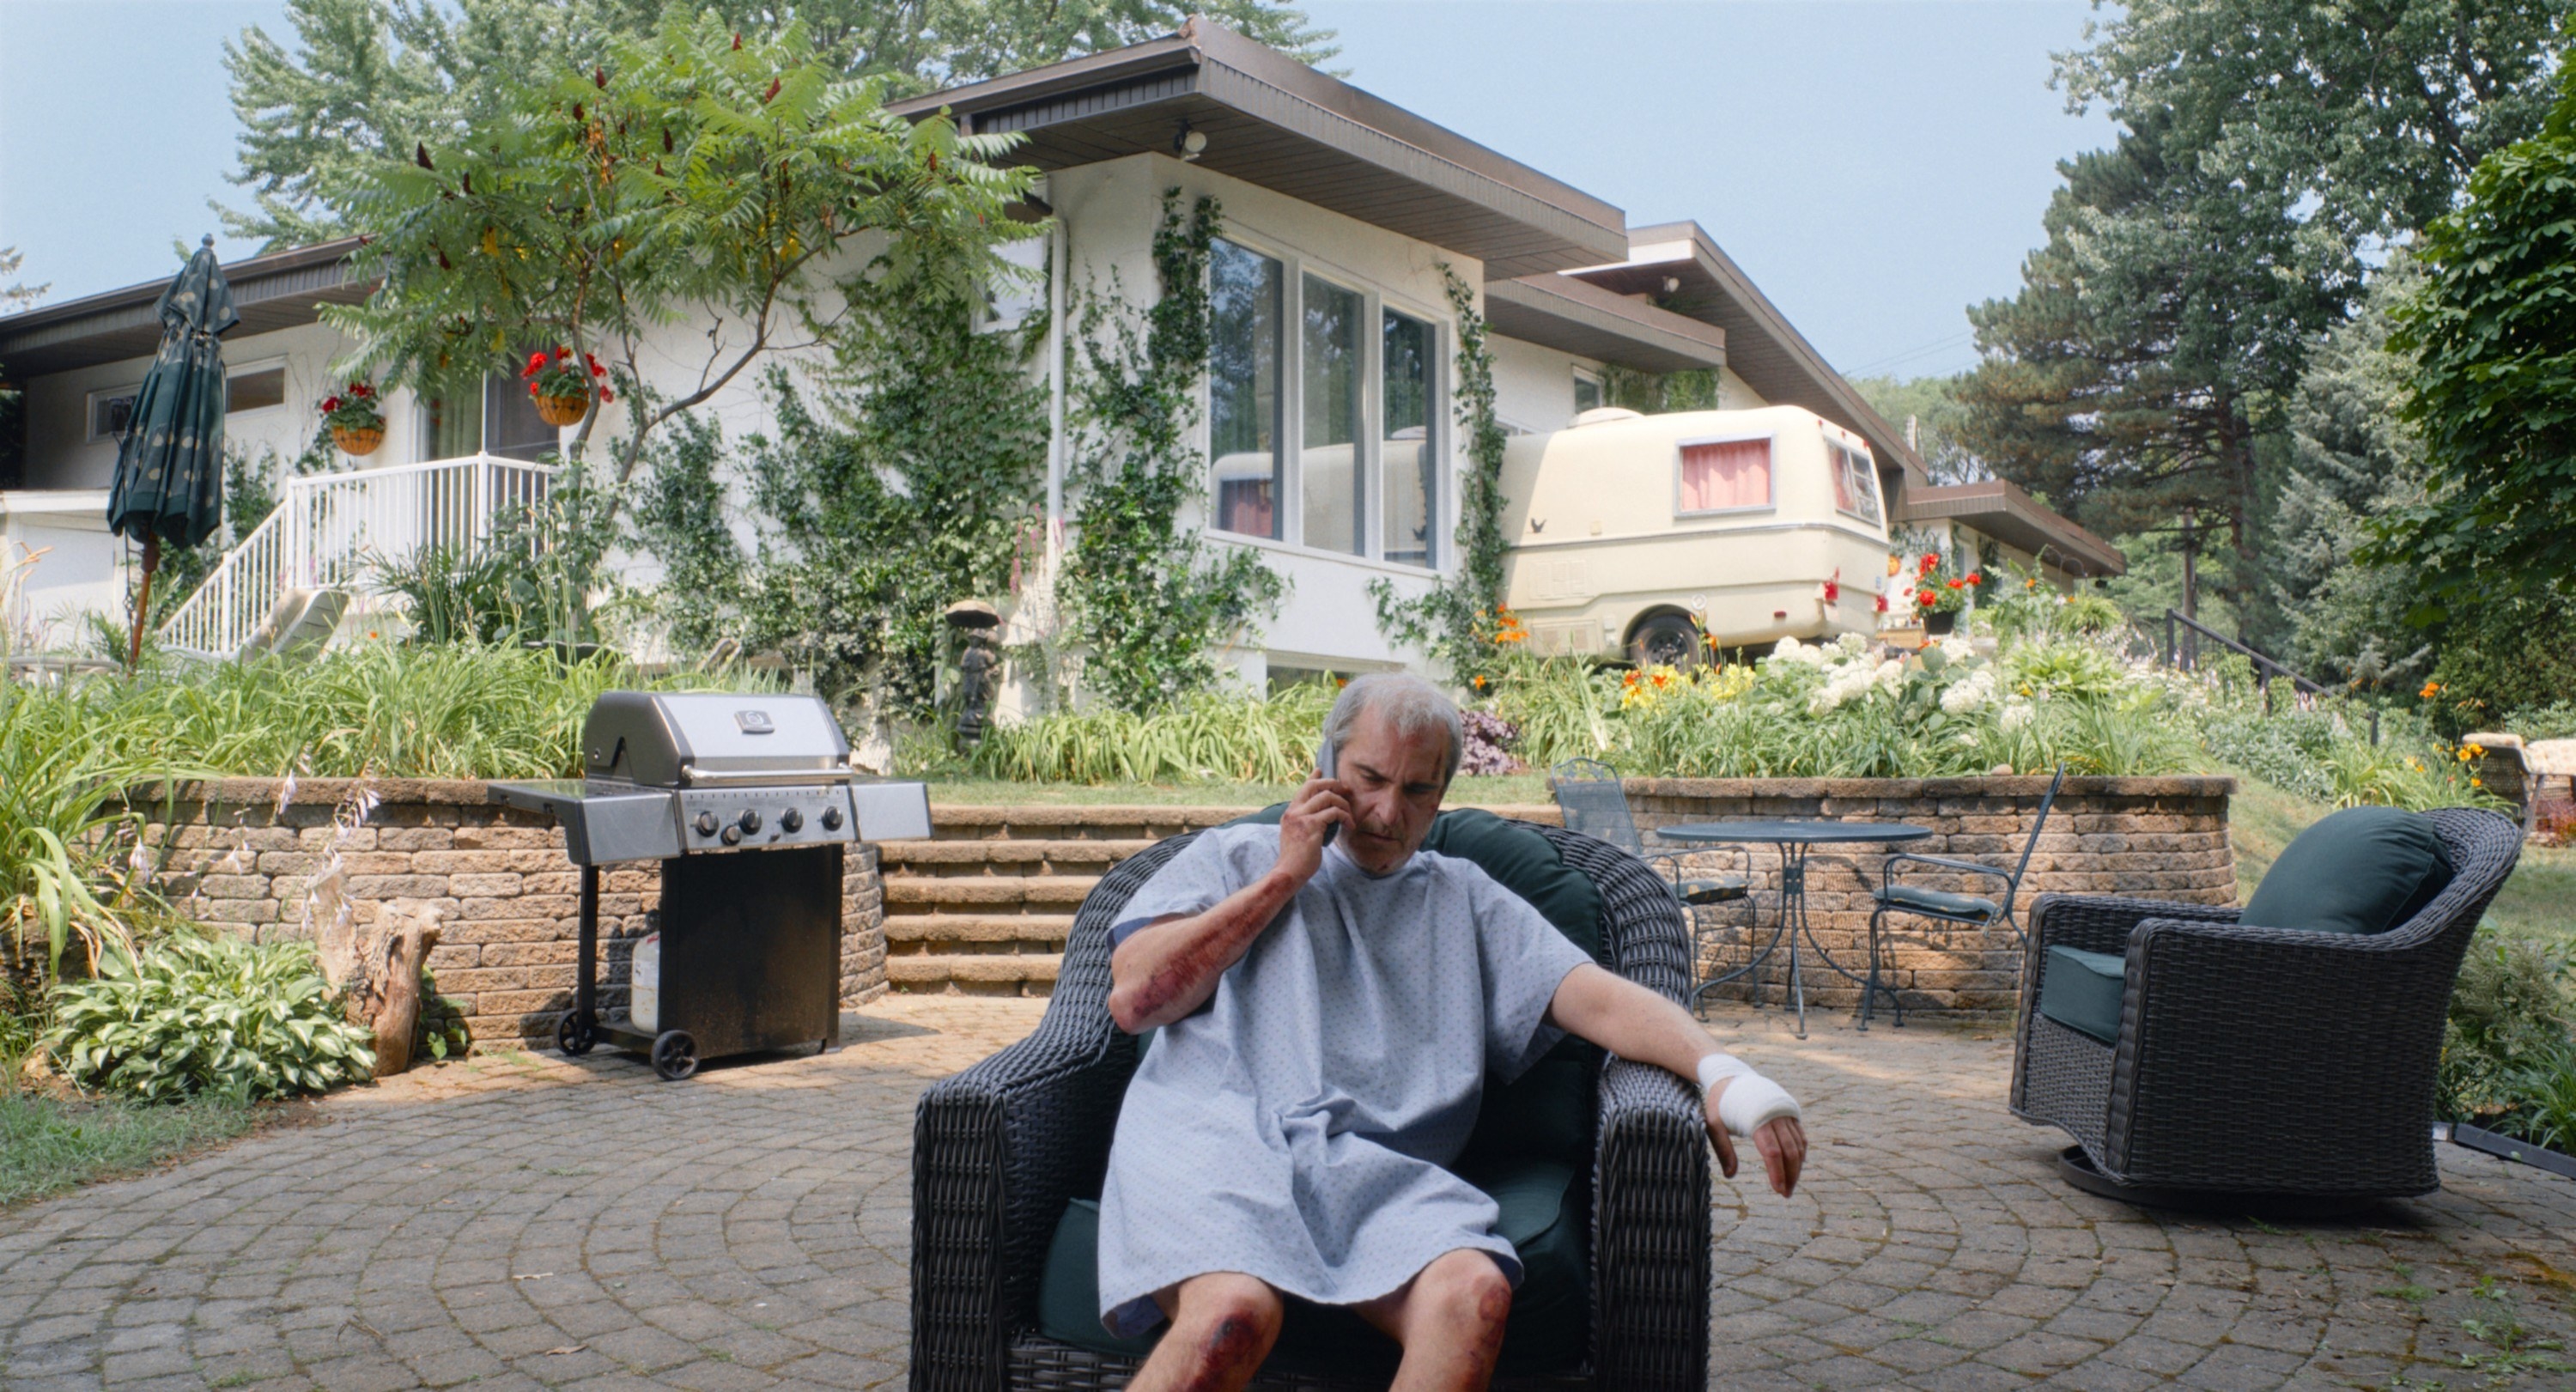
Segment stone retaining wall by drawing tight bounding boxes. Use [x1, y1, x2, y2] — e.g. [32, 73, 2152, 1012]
[134, 779, 887, 1048]
[1623, 776, 2235, 1016]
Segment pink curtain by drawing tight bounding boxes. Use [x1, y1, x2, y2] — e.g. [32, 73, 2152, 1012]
[1219, 480, 1274, 537]
[1680, 438, 1771, 512]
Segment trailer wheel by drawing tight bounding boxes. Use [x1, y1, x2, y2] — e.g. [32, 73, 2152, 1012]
[650, 1030, 699, 1081]
[1628, 611, 1704, 671]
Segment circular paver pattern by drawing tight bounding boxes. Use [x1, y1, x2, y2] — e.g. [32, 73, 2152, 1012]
[1, 1000, 2570, 1392]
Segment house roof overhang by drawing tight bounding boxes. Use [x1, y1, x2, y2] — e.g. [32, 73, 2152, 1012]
[1899, 478, 2127, 579]
[1553, 220, 1928, 486]
[0, 238, 374, 380]
[889, 18, 1631, 280]
[1483, 276, 1726, 374]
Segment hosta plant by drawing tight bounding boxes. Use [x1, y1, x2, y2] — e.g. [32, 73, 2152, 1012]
[46, 935, 375, 1103]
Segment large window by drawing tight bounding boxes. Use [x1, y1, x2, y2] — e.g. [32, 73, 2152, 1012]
[1828, 439, 1882, 525]
[1301, 274, 1364, 556]
[1382, 308, 1437, 566]
[1205, 236, 1444, 568]
[226, 366, 286, 415]
[421, 374, 562, 463]
[1209, 239, 1284, 539]
[1677, 436, 1772, 514]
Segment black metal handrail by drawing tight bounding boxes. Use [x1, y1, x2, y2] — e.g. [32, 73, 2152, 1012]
[2162, 609, 2379, 745]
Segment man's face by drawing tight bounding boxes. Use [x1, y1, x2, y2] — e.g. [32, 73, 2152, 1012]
[1332, 708, 1451, 874]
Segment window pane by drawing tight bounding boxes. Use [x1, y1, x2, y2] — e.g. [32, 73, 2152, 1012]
[227, 367, 286, 414]
[1832, 444, 1883, 525]
[1301, 275, 1364, 555]
[485, 374, 559, 462]
[422, 386, 483, 461]
[1573, 373, 1602, 418]
[1382, 308, 1436, 567]
[1678, 438, 1771, 512]
[1209, 240, 1283, 539]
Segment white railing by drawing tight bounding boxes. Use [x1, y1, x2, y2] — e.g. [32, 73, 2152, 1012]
[160, 453, 557, 654]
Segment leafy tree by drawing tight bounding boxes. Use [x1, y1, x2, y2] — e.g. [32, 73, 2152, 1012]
[223, 0, 1332, 247]
[322, 10, 1036, 491]
[0, 247, 46, 312]
[2372, 64, 2576, 616]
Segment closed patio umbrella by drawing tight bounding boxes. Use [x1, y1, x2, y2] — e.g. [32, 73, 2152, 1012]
[106, 234, 237, 667]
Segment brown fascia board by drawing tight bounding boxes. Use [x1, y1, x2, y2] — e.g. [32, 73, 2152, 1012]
[889, 17, 1629, 270]
[1581, 220, 1929, 486]
[1487, 276, 1725, 374]
[0, 237, 375, 377]
[1900, 478, 2127, 578]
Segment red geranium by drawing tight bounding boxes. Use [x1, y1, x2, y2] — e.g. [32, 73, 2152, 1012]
[319, 380, 384, 432]
[524, 345, 609, 402]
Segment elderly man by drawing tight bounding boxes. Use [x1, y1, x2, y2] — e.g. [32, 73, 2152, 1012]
[1099, 673, 1809, 1392]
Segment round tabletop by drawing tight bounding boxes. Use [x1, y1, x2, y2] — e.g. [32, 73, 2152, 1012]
[1658, 819, 1934, 845]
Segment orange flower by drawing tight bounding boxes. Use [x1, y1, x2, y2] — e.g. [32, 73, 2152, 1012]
[1471, 674, 1486, 689]
[1651, 673, 1670, 689]
[2420, 681, 2442, 699]
[1624, 672, 1641, 687]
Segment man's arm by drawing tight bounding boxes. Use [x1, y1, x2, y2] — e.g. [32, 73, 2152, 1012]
[1106, 775, 1349, 1034]
[1546, 963, 1808, 1197]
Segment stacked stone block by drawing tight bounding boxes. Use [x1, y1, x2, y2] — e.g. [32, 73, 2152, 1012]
[135, 778, 888, 1048]
[1625, 775, 2235, 1016]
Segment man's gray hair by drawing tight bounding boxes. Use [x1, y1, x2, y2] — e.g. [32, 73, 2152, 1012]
[1324, 672, 1464, 785]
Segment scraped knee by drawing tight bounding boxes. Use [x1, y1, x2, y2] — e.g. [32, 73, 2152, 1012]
[1176, 1273, 1283, 1377]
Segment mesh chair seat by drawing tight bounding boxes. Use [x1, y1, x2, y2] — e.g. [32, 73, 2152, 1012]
[1873, 884, 1999, 921]
[1679, 878, 1748, 905]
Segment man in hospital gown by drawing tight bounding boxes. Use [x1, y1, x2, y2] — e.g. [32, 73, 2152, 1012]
[1102, 673, 1809, 1392]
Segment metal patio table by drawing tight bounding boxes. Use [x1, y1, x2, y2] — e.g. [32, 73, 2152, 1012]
[1665, 819, 1931, 1036]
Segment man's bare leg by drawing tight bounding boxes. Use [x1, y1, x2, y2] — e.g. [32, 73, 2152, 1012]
[1130, 1272, 1285, 1392]
[1352, 1249, 1514, 1392]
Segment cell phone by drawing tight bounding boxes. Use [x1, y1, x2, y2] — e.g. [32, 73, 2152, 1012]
[1314, 737, 1339, 846]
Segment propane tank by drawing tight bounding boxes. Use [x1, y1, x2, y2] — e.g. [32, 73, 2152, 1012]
[629, 930, 660, 1032]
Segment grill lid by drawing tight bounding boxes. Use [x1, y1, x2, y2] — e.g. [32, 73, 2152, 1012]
[583, 691, 852, 787]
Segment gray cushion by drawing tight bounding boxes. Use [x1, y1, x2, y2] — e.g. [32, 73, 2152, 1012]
[2037, 945, 2124, 1045]
[2240, 806, 2454, 936]
[1874, 884, 2001, 921]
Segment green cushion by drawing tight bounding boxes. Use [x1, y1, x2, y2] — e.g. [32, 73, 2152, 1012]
[1036, 1156, 1588, 1377]
[2240, 806, 2455, 936]
[1223, 805, 1610, 1166]
[2037, 945, 2125, 1045]
[1874, 884, 2001, 921]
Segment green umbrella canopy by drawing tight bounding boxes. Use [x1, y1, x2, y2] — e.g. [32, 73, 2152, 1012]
[106, 235, 238, 550]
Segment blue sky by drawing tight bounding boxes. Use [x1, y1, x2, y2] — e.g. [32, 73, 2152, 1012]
[0, 0, 2117, 379]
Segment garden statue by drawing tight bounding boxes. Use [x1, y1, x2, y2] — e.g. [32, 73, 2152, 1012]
[945, 599, 1002, 749]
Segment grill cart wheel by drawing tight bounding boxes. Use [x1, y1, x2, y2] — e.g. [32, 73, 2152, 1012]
[651, 1030, 699, 1081]
[556, 1011, 596, 1057]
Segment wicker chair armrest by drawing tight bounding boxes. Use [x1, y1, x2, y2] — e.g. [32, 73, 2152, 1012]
[912, 1013, 1133, 1392]
[2026, 893, 2240, 957]
[1591, 1057, 1711, 1392]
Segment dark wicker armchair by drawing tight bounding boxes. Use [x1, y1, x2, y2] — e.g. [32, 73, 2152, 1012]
[2010, 806, 2524, 1204]
[910, 820, 1711, 1392]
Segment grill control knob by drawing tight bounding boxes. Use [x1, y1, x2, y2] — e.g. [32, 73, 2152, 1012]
[693, 811, 720, 837]
[720, 824, 743, 846]
[820, 805, 843, 831]
[738, 809, 762, 836]
[780, 807, 804, 833]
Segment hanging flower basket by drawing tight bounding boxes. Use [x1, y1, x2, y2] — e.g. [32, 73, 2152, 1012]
[534, 393, 591, 427]
[1924, 610, 1957, 637]
[319, 380, 386, 455]
[523, 347, 612, 427]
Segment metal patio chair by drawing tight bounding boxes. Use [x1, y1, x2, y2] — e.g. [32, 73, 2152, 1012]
[1862, 763, 2066, 1028]
[1549, 759, 1749, 990]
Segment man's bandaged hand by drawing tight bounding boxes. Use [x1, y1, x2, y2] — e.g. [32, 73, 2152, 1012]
[1696, 1052, 1801, 1139]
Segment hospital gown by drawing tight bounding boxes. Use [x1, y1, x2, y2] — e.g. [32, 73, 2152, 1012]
[1097, 823, 1594, 1336]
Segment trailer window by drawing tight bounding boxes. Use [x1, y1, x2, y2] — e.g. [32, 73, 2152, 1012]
[1829, 440, 1881, 525]
[1677, 437, 1771, 514]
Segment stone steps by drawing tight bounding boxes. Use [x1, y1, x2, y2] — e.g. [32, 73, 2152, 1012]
[879, 801, 1561, 997]
[880, 805, 1254, 997]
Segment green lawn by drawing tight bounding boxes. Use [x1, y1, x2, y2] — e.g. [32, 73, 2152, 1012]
[2224, 770, 2573, 941]
[0, 1088, 264, 1208]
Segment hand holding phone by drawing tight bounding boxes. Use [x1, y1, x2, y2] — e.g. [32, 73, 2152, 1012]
[1314, 738, 1340, 847]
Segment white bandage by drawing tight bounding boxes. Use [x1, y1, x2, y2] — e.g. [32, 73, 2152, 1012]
[1696, 1052, 1801, 1138]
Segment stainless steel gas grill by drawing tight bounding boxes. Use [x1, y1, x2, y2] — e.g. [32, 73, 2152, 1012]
[491, 691, 931, 1079]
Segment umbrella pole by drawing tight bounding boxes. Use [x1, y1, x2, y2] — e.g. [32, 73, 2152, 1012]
[127, 533, 159, 670]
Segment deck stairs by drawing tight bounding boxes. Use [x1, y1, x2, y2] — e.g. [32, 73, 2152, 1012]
[880, 801, 1564, 995]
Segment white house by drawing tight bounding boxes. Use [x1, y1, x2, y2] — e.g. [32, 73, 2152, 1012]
[0, 17, 2115, 678]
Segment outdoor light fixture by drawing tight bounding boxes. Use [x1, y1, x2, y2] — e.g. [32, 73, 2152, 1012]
[1175, 121, 1208, 161]
[1662, 276, 1683, 294]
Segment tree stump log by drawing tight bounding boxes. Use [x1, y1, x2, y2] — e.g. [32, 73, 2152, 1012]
[319, 899, 443, 1077]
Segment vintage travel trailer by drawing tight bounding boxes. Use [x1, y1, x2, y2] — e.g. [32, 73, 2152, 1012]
[1500, 405, 1893, 665]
